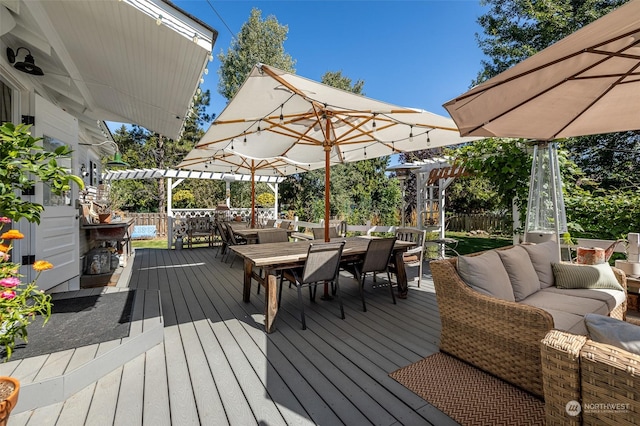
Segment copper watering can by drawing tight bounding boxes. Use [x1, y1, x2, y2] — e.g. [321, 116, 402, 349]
[576, 239, 625, 265]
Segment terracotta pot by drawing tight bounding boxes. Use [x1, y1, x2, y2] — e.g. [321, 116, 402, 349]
[0, 377, 19, 426]
[98, 213, 112, 223]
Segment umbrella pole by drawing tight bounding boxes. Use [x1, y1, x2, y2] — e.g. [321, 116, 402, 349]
[321, 144, 333, 300]
[251, 162, 256, 228]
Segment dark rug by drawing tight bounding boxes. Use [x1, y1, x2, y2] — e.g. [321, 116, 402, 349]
[389, 352, 545, 426]
[5, 291, 136, 361]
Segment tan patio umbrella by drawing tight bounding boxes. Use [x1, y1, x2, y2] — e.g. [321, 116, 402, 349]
[443, 0, 640, 139]
[190, 63, 475, 240]
[178, 149, 324, 227]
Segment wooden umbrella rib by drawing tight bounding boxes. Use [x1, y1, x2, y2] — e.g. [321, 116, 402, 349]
[462, 39, 640, 137]
[447, 25, 640, 106]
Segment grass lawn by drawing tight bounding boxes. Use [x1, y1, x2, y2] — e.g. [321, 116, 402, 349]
[445, 231, 513, 255]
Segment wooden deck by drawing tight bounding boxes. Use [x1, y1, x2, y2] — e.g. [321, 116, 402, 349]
[9, 246, 456, 426]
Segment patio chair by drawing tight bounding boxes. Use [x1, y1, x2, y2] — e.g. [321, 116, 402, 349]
[187, 217, 215, 248]
[215, 221, 230, 259]
[265, 219, 276, 228]
[257, 229, 290, 244]
[312, 226, 339, 240]
[344, 237, 397, 312]
[223, 222, 247, 267]
[279, 220, 291, 230]
[255, 229, 290, 294]
[392, 227, 426, 287]
[279, 241, 346, 330]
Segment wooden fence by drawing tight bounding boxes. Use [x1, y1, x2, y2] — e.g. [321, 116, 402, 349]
[126, 212, 168, 237]
[446, 213, 511, 234]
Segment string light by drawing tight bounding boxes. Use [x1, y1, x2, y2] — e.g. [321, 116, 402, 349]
[243, 134, 247, 144]
[372, 114, 377, 135]
[203, 68, 209, 75]
[279, 105, 284, 124]
[426, 131, 431, 146]
[257, 120, 262, 136]
[156, 15, 163, 26]
[192, 33, 199, 43]
[230, 139, 234, 150]
[409, 125, 414, 142]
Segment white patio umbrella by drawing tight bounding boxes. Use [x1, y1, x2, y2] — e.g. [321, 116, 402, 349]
[178, 149, 325, 227]
[190, 63, 475, 240]
[443, 0, 640, 139]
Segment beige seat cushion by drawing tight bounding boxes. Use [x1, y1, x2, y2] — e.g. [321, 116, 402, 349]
[498, 246, 540, 301]
[585, 313, 640, 355]
[544, 308, 588, 334]
[541, 287, 625, 311]
[520, 291, 610, 317]
[458, 250, 515, 302]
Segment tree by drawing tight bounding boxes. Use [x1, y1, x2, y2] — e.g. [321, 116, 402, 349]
[109, 91, 215, 212]
[217, 8, 295, 101]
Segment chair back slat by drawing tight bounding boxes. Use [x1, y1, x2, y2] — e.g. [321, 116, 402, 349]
[257, 229, 289, 244]
[361, 237, 396, 274]
[302, 241, 345, 284]
[395, 227, 425, 246]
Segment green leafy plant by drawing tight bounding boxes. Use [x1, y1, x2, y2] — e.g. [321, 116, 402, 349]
[0, 122, 84, 360]
[0, 222, 52, 360]
[0, 123, 84, 224]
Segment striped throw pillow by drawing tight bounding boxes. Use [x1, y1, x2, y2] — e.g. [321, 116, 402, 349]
[552, 262, 624, 291]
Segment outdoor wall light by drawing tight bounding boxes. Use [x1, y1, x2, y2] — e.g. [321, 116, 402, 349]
[6, 47, 44, 76]
[80, 164, 88, 177]
[79, 140, 129, 168]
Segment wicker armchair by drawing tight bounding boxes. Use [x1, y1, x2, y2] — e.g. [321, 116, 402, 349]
[429, 248, 627, 399]
[541, 319, 640, 425]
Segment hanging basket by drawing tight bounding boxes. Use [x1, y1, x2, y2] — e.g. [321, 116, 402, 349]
[0, 376, 19, 426]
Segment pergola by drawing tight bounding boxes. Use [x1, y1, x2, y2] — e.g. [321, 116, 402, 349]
[101, 168, 285, 216]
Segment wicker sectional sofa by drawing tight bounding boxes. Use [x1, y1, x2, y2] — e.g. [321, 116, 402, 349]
[429, 241, 627, 399]
[541, 321, 640, 425]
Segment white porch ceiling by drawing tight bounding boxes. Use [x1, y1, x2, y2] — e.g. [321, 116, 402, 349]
[0, 0, 217, 143]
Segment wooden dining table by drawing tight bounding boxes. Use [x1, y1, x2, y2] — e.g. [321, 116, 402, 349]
[230, 237, 415, 333]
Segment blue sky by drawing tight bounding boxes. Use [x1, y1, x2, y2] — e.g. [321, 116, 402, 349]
[173, 0, 489, 119]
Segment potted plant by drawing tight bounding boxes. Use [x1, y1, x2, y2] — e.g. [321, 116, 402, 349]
[0, 122, 83, 421]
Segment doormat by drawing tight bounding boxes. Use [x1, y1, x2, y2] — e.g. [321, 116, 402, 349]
[4, 291, 136, 361]
[389, 352, 544, 426]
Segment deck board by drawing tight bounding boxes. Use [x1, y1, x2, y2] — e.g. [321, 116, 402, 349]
[10, 246, 453, 425]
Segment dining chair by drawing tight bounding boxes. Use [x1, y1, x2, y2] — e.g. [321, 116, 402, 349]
[254, 229, 291, 294]
[257, 229, 290, 244]
[279, 220, 291, 230]
[279, 241, 346, 330]
[265, 219, 276, 228]
[312, 226, 339, 240]
[223, 222, 247, 267]
[392, 227, 426, 287]
[215, 221, 230, 259]
[345, 237, 397, 312]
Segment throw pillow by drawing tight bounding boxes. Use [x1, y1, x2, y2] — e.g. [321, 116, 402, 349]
[584, 313, 640, 356]
[552, 262, 624, 292]
[498, 246, 540, 301]
[521, 240, 560, 289]
[457, 250, 515, 302]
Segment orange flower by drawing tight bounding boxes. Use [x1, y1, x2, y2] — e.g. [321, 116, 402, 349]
[33, 260, 53, 272]
[0, 244, 9, 253]
[1, 230, 24, 240]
